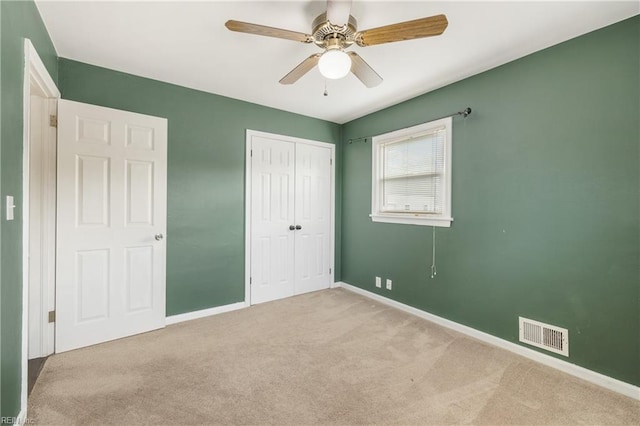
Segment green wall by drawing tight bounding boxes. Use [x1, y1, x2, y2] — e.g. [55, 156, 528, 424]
[341, 16, 639, 386]
[0, 0, 58, 421]
[58, 59, 342, 316]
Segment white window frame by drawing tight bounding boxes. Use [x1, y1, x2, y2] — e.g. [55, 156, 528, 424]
[371, 117, 453, 227]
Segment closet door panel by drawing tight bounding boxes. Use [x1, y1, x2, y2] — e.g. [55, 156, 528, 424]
[250, 137, 296, 304]
[294, 143, 332, 295]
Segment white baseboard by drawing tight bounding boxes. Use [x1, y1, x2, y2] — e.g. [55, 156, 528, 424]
[166, 301, 247, 325]
[334, 281, 640, 401]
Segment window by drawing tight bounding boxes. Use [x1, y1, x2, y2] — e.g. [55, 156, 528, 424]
[371, 117, 452, 227]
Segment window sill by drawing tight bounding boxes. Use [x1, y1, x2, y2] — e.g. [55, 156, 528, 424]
[370, 214, 452, 227]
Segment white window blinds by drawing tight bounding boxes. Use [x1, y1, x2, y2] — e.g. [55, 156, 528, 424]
[380, 127, 445, 214]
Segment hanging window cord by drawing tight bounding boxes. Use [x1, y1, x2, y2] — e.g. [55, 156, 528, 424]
[348, 107, 471, 144]
[346, 107, 473, 277]
[430, 226, 437, 279]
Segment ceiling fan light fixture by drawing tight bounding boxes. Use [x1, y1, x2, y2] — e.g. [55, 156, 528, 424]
[318, 50, 351, 79]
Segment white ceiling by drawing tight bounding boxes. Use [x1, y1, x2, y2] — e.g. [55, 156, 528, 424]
[36, 1, 639, 124]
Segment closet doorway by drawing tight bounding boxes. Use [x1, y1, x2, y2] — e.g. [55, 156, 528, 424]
[245, 130, 335, 305]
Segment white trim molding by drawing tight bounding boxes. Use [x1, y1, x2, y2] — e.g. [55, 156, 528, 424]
[334, 281, 640, 401]
[166, 302, 247, 325]
[14, 409, 27, 426]
[21, 39, 61, 422]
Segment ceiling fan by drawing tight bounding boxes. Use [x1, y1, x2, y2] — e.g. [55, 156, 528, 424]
[225, 0, 448, 88]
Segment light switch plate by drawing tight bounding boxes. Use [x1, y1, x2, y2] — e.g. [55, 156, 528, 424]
[6, 196, 15, 221]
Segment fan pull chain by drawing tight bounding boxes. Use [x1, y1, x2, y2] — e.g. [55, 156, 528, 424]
[430, 226, 437, 279]
[323, 80, 329, 97]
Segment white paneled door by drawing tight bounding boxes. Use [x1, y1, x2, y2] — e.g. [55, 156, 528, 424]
[249, 131, 333, 305]
[56, 100, 167, 353]
[250, 137, 296, 304]
[294, 143, 332, 295]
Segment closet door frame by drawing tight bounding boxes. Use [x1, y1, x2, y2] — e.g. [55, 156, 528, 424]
[244, 129, 335, 306]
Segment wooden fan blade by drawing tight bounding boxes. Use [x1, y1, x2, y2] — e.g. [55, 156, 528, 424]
[355, 14, 448, 47]
[348, 52, 382, 88]
[326, 0, 352, 26]
[225, 20, 314, 43]
[280, 54, 322, 85]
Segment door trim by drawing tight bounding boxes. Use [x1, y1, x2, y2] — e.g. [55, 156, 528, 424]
[244, 130, 336, 306]
[27, 95, 57, 360]
[22, 38, 60, 414]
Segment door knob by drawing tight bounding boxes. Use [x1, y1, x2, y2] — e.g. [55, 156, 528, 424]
[295, 225, 302, 230]
[289, 225, 295, 231]
[155, 233, 164, 241]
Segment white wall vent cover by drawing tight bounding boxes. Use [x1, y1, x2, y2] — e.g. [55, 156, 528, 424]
[519, 317, 569, 357]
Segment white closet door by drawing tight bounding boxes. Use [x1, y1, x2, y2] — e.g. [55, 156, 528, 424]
[294, 143, 332, 295]
[248, 131, 333, 305]
[56, 100, 167, 353]
[250, 136, 296, 304]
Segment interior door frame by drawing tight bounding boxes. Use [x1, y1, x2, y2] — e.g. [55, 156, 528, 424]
[244, 129, 336, 306]
[21, 38, 60, 414]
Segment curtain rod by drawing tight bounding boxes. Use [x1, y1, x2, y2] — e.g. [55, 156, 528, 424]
[348, 107, 472, 144]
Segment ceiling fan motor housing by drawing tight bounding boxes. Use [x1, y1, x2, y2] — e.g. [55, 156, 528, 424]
[312, 12, 358, 49]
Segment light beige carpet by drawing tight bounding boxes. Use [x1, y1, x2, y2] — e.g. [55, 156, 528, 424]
[29, 288, 639, 425]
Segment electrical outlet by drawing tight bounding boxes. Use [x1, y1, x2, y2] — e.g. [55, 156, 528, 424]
[375, 276, 382, 288]
[386, 279, 392, 290]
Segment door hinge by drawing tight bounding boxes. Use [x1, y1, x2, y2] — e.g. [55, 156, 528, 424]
[250, 149, 253, 157]
[48, 310, 56, 323]
[250, 277, 252, 285]
[49, 115, 57, 128]
[330, 158, 333, 166]
[329, 268, 332, 274]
